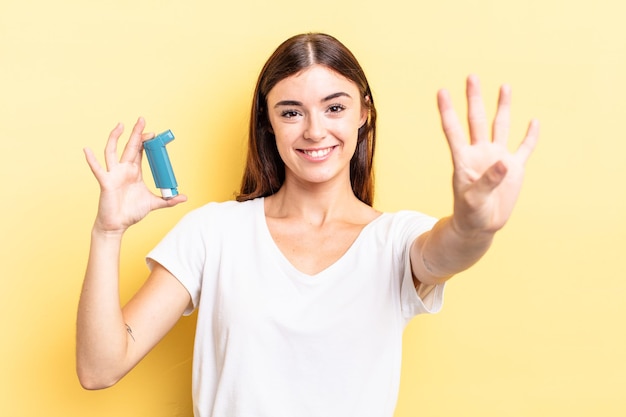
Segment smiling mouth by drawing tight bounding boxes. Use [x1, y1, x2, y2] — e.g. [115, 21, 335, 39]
[299, 146, 336, 158]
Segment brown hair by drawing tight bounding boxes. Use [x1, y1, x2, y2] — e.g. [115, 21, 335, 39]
[236, 33, 377, 205]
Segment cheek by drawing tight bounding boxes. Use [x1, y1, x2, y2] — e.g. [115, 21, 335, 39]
[272, 125, 298, 146]
[272, 128, 299, 163]
[336, 117, 362, 141]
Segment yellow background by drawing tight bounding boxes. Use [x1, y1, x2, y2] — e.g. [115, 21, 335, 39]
[1, 0, 624, 416]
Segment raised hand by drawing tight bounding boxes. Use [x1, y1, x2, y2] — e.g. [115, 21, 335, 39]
[84, 117, 187, 234]
[437, 75, 539, 237]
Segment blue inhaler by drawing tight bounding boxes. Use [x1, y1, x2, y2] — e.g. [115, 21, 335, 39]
[143, 130, 179, 199]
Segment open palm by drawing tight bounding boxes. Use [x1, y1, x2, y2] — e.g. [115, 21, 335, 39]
[437, 75, 539, 235]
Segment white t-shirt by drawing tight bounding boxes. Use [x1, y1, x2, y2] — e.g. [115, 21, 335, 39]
[147, 198, 444, 417]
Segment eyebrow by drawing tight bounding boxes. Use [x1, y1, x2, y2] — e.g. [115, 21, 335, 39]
[273, 92, 353, 108]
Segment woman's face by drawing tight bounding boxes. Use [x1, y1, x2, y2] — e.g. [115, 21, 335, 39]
[266, 64, 367, 189]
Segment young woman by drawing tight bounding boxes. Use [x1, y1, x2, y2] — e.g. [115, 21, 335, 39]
[77, 33, 539, 416]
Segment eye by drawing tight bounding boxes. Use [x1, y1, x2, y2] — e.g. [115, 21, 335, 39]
[327, 104, 346, 114]
[281, 110, 301, 119]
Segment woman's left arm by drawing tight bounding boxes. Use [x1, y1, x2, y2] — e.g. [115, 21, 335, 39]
[411, 75, 540, 286]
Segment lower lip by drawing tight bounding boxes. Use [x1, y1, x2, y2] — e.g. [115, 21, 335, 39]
[298, 146, 337, 162]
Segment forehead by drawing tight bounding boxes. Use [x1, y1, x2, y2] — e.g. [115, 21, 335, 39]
[267, 64, 359, 101]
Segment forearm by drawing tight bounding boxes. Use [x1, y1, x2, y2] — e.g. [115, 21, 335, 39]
[411, 216, 494, 285]
[76, 228, 133, 389]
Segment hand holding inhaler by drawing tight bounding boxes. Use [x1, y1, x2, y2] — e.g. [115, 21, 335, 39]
[143, 130, 179, 199]
[83, 119, 186, 235]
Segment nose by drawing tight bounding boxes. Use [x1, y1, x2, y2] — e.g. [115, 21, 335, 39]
[304, 113, 326, 142]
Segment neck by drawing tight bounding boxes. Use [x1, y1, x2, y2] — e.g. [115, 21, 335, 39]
[265, 178, 362, 226]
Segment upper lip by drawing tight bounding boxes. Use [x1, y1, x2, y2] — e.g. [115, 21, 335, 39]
[297, 146, 336, 159]
[298, 145, 337, 152]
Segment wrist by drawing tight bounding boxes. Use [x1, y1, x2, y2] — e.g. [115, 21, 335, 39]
[449, 215, 495, 242]
[91, 223, 126, 240]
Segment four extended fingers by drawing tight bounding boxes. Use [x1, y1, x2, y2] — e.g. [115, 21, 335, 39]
[439, 75, 538, 165]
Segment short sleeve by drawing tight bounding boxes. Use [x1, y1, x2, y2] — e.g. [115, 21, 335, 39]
[392, 211, 445, 322]
[146, 205, 212, 315]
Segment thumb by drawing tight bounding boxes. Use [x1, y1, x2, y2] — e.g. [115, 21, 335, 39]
[151, 193, 188, 211]
[471, 160, 507, 197]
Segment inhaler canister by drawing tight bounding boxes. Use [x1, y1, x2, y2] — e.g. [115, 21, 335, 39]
[143, 130, 179, 199]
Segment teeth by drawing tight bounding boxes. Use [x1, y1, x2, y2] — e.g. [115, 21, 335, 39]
[303, 147, 332, 158]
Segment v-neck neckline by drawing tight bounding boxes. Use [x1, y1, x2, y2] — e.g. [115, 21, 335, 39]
[255, 198, 387, 280]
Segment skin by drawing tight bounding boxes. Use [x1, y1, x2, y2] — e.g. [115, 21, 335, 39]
[76, 68, 539, 389]
[78, 119, 190, 388]
[266, 65, 367, 191]
[412, 76, 539, 284]
[263, 65, 376, 276]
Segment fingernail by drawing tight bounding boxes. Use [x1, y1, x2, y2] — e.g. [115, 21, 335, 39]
[495, 161, 507, 175]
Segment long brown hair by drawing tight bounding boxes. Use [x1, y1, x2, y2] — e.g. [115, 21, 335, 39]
[237, 33, 377, 205]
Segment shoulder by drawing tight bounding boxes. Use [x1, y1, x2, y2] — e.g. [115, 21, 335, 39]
[374, 209, 437, 227]
[387, 209, 438, 225]
[371, 209, 438, 242]
[183, 198, 261, 223]
[165, 199, 262, 239]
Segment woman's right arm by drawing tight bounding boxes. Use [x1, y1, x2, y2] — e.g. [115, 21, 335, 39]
[76, 118, 189, 389]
